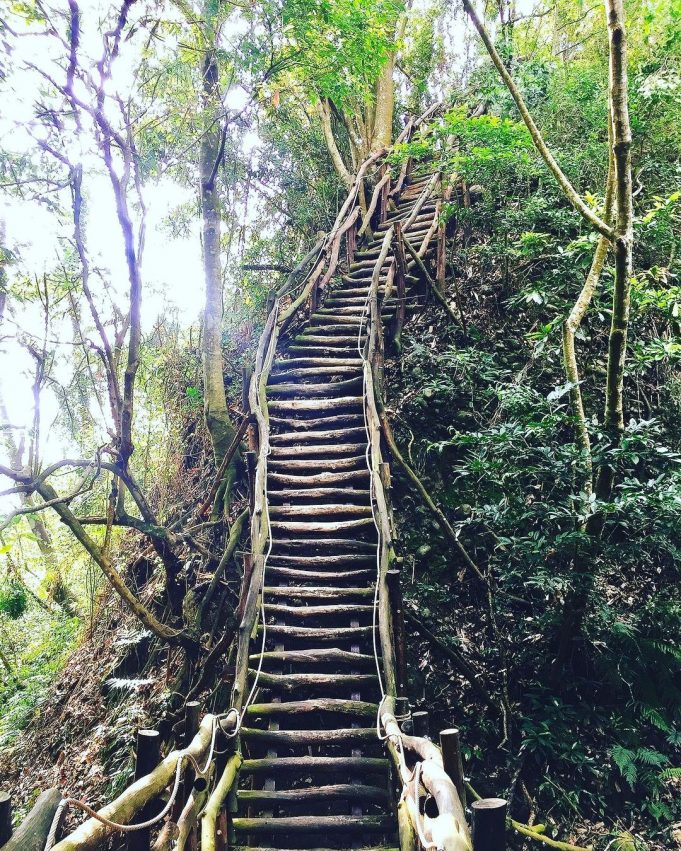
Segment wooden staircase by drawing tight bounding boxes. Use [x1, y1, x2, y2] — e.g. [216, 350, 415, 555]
[230, 174, 440, 851]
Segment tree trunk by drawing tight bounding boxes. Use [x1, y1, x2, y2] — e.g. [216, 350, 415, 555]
[200, 40, 239, 491]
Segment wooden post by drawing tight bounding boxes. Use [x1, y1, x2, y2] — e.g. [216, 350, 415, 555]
[183, 703, 201, 851]
[0, 791, 11, 845]
[378, 165, 390, 225]
[412, 711, 429, 739]
[386, 569, 408, 698]
[391, 223, 408, 351]
[127, 730, 161, 851]
[245, 451, 256, 513]
[436, 220, 446, 294]
[346, 219, 357, 267]
[440, 728, 466, 809]
[236, 554, 254, 622]
[242, 367, 256, 452]
[472, 798, 507, 851]
[394, 696, 410, 721]
[1, 788, 61, 851]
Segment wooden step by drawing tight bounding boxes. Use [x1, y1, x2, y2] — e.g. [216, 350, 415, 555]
[287, 345, 360, 357]
[233, 847, 398, 851]
[241, 756, 390, 775]
[240, 727, 376, 745]
[269, 366, 361, 382]
[270, 415, 365, 431]
[232, 815, 394, 835]
[295, 334, 359, 345]
[268, 397, 363, 413]
[237, 784, 390, 805]
[268, 444, 366, 459]
[244, 698, 378, 718]
[267, 487, 371, 503]
[264, 602, 373, 619]
[268, 503, 370, 517]
[247, 670, 378, 693]
[266, 554, 374, 567]
[269, 537, 375, 553]
[267, 379, 363, 397]
[256, 624, 373, 641]
[266, 567, 374, 584]
[251, 648, 376, 667]
[263, 586, 374, 600]
[275, 357, 361, 368]
[268, 456, 366, 471]
[270, 427, 366, 444]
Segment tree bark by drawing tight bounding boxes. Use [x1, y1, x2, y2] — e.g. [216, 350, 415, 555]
[200, 30, 239, 486]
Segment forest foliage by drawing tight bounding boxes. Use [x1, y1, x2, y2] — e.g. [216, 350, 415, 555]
[0, 0, 680, 847]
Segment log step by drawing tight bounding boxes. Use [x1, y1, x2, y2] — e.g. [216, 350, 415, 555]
[269, 366, 362, 381]
[270, 415, 365, 431]
[240, 727, 376, 745]
[266, 554, 374, 567]
[256, 624, 373, 641]
[269, 537, 375, 552]
[268, 503, 371, 518]
[250, 648, 375, 666]
[275, 357, 362, 368]
[233, 847, 398, 851]
[244, 698, 378, 718]
[268, 456, 366, 471]
[263, 586, 374, 600]
[266, 567, 375, 582]
[247, 670, 378, 692]
[264, 602, 373, 619]
[268, 397, 363, 412]
[267, 487, 371, 503]
[232, 816, 394, 835]
[270, 427, 366, 444]
[268, 443, 366, 458]
[237, 784, 390, 804]
[241, 756, 390, 775]
[266, 379, 363, 397]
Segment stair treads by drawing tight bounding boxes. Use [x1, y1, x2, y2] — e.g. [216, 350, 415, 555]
[244, 699, 377, 719]
[256, 624, 373, 641]
[267, 379, 363, 397]
[263, 586, 373, 600]
[266, 553, 375, 567]
[240, 727, 376, 745]
[269, 396, 362, 412]
[232, 815, 394, 835]
[275, 357, 362, 368]
[250, 648, 375, 667]
[244, 698, 378, 718]
[241, 756, 390, 775]
[269, 364, 362, 378]
[267, 466, 369, 486]
[268, 503, 370, 518]
[269, 457, 366, 472]
[270, 415, 365, 431]
[268, 443, 366, 458]
[267, 487, 371, 503]
[264, 603, 373, 622]
[232, 847, 398, 851]
[237, 784, 390, 804]
[247, 670, 378, 692]
[294, 334, 359, 345]
[266, 565, 374, 583]
[270, 426, 366, 444]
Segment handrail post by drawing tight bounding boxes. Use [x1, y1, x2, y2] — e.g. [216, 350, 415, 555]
[472, 798, 507, 851]
[412, 711, 430, 739]
[0, 791, 11, 846]
[390, 222, 408, 351]
[346, 217, 357, 267]
[440, 728, 466, 809]
[378, 163, 390, 225]
[127, 729, 161, 851]
[386, 568, 408, 698]
[245, 450, 257, 513]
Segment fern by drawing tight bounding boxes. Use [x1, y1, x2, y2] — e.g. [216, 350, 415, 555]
[612, 745, 638, 787]
[660, 767, 681, 780]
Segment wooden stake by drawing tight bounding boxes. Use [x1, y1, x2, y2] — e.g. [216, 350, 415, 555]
[412, 711, 430, 738]
[0, 791, 11, 845]
[386, 569, 408, 698]
[245, 451, 257, 513]
[440, 728, 466, 809]
[183, 704, 201, 851]
[472, 798, 507, 851]
[127, 730, 161, 851]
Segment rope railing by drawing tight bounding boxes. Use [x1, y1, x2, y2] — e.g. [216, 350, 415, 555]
[357, 164, 472, 851]
[34, 101, 450, 851]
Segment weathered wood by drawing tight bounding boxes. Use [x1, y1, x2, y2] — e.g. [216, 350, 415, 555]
[232, 815, 394, 835]
[263, 585, 374, 599]
[241, 756, 390, 774]
[249, 670, 378, 692]
[52, 716, 216, 851]
[252, 647, 376, 667]
[263, 601, 373, 616]
[472, 799, 507, 851]
[200, 754, 242, 851]
[240, 727, 376, 745]
[244, 699, 378, 718]
[412, 711, 430, 738]
[1, 788, 61, 851]
[268, 517, 374, 533]
[238, 785, 389, 804]
[441, 729, 467, 811]
[0, 791, 11, 846]
[127, 729, 161, 851]
[387, 569, 408, 697]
